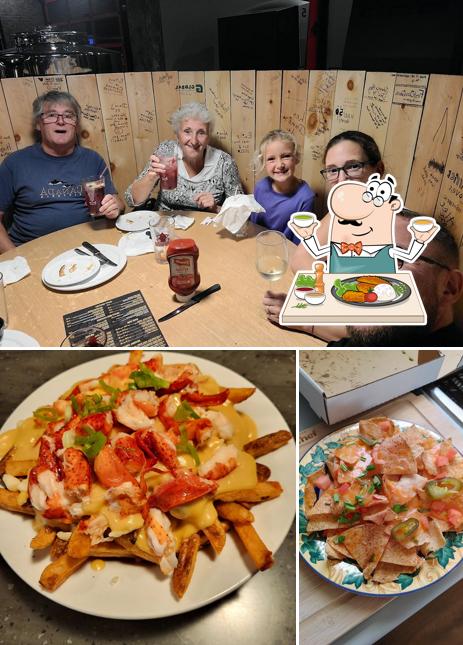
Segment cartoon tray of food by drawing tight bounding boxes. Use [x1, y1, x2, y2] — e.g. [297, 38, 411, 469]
[280, 270, 426, 325]
[299, 416, 463, 596]
[0, 351, 294, 619]
[331, 275, 411, 306]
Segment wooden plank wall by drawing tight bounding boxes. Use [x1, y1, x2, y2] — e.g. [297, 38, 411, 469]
[1, 70, 463, 265]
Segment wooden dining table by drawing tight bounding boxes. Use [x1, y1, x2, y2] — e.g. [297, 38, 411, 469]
[1, 214, 326, 348]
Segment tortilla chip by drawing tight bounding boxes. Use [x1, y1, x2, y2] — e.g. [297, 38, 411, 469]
[381, 538, 422, 567]
[306, 492, 333, 518]
[372, 562, 419, 583]
[401, 425, 434, 458]
[304, 480, 317, 517]
[343, 523, 389, 579]
[421, 518, 446, 554]
[326, 535, 350, 559]
[358, 418, 396, 442]
[445, 458, 463, 479]
[306, 513, 340, 532]
[374, 434, 417, 475]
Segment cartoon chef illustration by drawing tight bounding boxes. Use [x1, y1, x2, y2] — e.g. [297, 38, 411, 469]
[289, 173, 440, 273]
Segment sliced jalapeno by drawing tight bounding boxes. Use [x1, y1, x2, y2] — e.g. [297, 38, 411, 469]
[392, 518, 419, 542]
[425, 478, 462, 500]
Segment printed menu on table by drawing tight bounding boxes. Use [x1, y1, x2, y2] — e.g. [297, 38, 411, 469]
[63, 291, 168, 347]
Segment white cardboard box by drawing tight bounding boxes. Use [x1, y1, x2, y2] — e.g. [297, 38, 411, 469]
[299, 350, 444, 425]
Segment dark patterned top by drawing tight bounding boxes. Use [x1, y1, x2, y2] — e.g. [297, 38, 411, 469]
[125, 140, 243, 211]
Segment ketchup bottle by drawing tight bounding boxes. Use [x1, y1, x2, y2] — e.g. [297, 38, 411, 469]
[166, 239, 200, 301]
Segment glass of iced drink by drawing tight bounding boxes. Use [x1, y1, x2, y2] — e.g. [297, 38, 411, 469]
[159, 156, 178, 190]
[82, 176, 106, 217]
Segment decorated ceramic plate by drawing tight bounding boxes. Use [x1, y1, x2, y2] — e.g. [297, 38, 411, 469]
[331, 275, 411, 307]
[299, 420, 463, 596]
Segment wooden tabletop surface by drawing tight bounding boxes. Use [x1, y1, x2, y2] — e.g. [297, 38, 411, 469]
[1, 215, 325, 348]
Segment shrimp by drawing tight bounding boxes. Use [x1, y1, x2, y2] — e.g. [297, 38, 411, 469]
[146, 508, 178, 575]
[114, 390, 159, 431]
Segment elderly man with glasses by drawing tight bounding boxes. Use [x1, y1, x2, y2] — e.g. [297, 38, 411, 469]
[0, 91, 124, 252]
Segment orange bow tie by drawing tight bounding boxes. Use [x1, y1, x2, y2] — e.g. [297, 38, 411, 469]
[340, 241, 363, 255]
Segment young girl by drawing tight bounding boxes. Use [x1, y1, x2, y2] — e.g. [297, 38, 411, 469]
[250, 130, 315, 244]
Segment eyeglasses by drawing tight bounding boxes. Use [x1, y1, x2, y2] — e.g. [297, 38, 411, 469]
[40, 111, 78, 124]
[320, 161, 371, 182]
[397, 256, 451, 271]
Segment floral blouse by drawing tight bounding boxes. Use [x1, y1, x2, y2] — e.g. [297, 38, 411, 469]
[125, 140, 243, 211]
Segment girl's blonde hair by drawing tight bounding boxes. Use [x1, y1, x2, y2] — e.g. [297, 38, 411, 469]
[254, 129, 300, 172]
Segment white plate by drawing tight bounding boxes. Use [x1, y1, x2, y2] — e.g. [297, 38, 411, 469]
[42, 245, 126, 292]
[0, 352, 295, 620]
[116, 211, 153, 232]
[42, 255, 100, 287]
[0, 329, 40, 347]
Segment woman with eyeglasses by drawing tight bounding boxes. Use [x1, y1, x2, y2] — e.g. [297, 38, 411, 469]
[262, 130, 384, 338]
[0, 90, 124, 252]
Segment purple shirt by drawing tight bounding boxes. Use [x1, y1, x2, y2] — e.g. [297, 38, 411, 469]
[251, 177, 315, 244]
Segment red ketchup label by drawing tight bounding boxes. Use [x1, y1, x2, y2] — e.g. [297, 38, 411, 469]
[167, 239, 200, 298]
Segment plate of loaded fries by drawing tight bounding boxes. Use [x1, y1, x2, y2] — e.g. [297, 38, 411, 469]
[299, 416, 463, 596]
[0, 351, 294, 619]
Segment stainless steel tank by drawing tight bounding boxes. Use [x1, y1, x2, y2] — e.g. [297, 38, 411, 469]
[0, 26, 121, 78]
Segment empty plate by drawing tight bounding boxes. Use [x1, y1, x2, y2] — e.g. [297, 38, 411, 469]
[42, 255, 100, 287]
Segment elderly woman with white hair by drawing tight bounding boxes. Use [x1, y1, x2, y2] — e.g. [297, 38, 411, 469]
[125, 102, 243, 213]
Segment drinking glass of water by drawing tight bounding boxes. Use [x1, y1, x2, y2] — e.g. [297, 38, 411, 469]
[256, 230, 288, 282]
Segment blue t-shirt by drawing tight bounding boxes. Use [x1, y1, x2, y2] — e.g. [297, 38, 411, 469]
[250, 176, 315, 244]
[0, 144, 116, 245]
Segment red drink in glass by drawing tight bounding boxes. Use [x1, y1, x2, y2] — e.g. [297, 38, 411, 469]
[82, 177, 105, 216]
[159, 156, 178, 190]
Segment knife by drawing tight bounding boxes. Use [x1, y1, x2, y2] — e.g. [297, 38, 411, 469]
[81, 241, 118, 267]
[158, 284, 221, 322]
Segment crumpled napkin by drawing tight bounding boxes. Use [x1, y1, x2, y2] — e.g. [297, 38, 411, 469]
[173, 214, 195, 230]
[117, 232, 154, 256]
[0, 256, 31, 284]
[211, 194, 265, 234]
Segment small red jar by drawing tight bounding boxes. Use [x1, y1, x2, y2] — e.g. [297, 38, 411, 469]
[166, 238, 200, 301]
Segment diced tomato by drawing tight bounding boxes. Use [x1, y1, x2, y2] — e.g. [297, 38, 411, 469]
[435, 455, 449, 468]
[446, 447, 458, 461]
[338, 482, 351, 495]
[430, 500, 446, 512]
[448, 508, 463, 528]
[314, 474, 331, 490]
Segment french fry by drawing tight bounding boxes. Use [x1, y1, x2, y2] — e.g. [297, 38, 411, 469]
[256, 463, 271, 482]
[50, 537, 69, 561]
[226, 387, 256, 403]
[0, 489, 34, 515]
[67, 529, 91, 559]
[39, 553, 88, 591]
[4, 459, 36, 477]
[234, 523, 274, 571]
[202, 520, 226, 555]
[172, 534, 201, 599]
[115, 533, 161, 564]
[89, 542, 134, 558]
[243, 430, 292, 458]
[215, 481, 283, 504]
[30, 526, 56, 550]
[216, 502, 255, 525]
